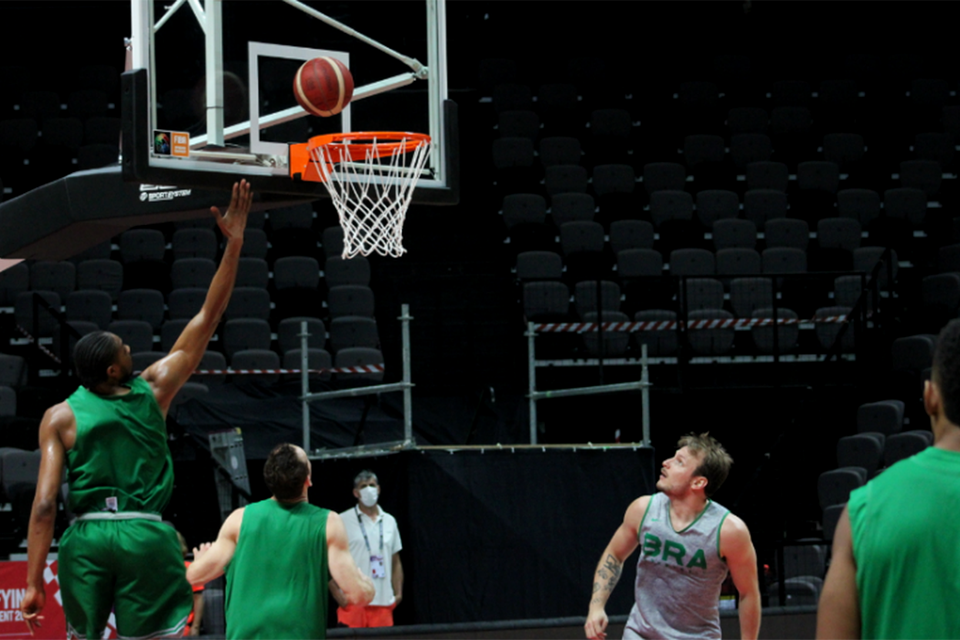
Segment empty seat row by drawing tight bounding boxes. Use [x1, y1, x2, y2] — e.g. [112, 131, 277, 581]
[0, 254, 369, 307]
[115, 224, 334, 262]
[2, 64, 120, 101]
[10, 284, 376, 337]
[0, 116, 120, 149]
[104, 315, 378, 358]
[493, 102, 959, 183]
[128, 346, 384, 385]
[519, 247, 895, 287]
[498, 128, 955, 178]
[488, 74, 960, 132]
[12, 317, 381, 383]
[64, 220, 347, 264]
[512, 218, 893, 272]
[523, 274, 871, 321]
[504, 187, 929, 238]
[835, 429, 934, 478]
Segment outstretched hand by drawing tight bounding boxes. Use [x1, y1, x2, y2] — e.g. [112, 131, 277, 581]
[193, 542, 213, 562]
[211, 179, 253, 241]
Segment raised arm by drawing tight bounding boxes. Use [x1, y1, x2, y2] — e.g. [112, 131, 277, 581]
[142, 180, 252, 412]
[21, 403, 71, 635]
[326, 512, 375, 606]
[816, 507, 860, 639]
[720, 514, 761, 640]
[585, 496, 648, 640]
[187, 507, 244, 586]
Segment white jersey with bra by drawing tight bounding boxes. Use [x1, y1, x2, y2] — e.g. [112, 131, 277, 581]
[624, 492, 731, 640]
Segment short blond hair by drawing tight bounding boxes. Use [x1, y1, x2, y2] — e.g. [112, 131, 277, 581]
[678, 432, 733, 498]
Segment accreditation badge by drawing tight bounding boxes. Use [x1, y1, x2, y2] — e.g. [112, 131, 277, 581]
[370, 554, 386, 579]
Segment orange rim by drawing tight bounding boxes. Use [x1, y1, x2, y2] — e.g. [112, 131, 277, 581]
[290, 131, 430, 183]
[307, 131, 430, 162]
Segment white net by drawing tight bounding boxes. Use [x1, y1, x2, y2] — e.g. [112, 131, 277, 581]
[309, 134, 431, 259]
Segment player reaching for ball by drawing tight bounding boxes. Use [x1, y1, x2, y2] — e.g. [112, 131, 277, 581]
[21, 181, 252, 638]
[585, 433, 761, 640]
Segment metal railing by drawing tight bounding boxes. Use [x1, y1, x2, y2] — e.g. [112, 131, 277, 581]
[300, 304, 415, 460]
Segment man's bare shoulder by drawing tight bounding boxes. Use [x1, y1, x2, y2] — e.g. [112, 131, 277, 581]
[624, 495, 653, 529]
[632, 494, 654, 514]
[721, 512, 750, 535]
[42, 401, 75, 429]
[223, 506, 245, 540]
[326, 510, 349, 545]
[634, 495, 653, 509]
[140, 350, 187, 390]
[719, 512, 754, 556]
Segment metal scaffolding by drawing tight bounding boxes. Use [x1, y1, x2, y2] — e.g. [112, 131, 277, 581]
[301, 304, 415, 460]
[526, 322, 652, 447]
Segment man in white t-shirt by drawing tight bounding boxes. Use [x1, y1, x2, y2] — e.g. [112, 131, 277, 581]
[331, 470, 404, 628]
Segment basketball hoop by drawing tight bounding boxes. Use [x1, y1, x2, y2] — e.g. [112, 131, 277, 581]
[295, 132, 431, 258]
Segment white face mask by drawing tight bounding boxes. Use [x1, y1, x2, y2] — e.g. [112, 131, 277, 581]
[359, 486, 379, 507]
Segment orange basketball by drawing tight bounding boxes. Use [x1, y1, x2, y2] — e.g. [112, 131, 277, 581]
[294, 57, 354, 117]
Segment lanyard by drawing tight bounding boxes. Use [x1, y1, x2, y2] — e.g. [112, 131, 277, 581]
[355, 506, 384, 555]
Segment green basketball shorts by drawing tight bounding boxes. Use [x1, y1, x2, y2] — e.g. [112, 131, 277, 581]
[58, 518, 193, 639]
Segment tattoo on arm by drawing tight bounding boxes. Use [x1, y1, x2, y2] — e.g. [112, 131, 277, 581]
[602, 554, 623, 591]
[590, 554, 624, 606]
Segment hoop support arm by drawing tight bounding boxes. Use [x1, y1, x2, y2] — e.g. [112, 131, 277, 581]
[186, 0, 206, 29]
[353, 72, 422, 101]
[280, 0, 428, 77]
[188, 73, 419, 150]
[153, 0, 190, 31]
[151, 0, 204, 33]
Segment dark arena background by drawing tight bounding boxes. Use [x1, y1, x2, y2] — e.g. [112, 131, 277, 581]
[1, 1, 956, 637]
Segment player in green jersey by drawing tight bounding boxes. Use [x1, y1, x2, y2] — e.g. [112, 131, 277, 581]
[22, 180, 252, 638]
[818, 318, 960, 639]
[187, 443, 376, 639]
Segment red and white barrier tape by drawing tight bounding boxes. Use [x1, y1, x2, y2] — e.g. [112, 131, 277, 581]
[534, 315, 848, 333]
[14, 323, 385, 375]
[191, 365, 385, 375]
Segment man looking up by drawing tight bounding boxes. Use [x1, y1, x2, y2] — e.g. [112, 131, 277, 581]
[585, 433, 761, 640]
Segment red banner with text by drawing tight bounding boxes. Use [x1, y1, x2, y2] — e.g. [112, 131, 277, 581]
[0, 561, 117, 639]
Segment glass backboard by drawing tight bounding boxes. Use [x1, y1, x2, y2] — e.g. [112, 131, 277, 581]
[122, 0, 457, 204]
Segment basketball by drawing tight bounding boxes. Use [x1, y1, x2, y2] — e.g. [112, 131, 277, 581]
[294, 57, 354, 117]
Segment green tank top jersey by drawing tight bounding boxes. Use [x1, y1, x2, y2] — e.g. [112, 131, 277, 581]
[65, 377, 174, 515]
[848, 446, 960, 639]
[226, 499, 331, 640]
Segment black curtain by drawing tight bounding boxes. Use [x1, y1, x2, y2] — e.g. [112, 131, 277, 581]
[401, 448, 654, 624]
